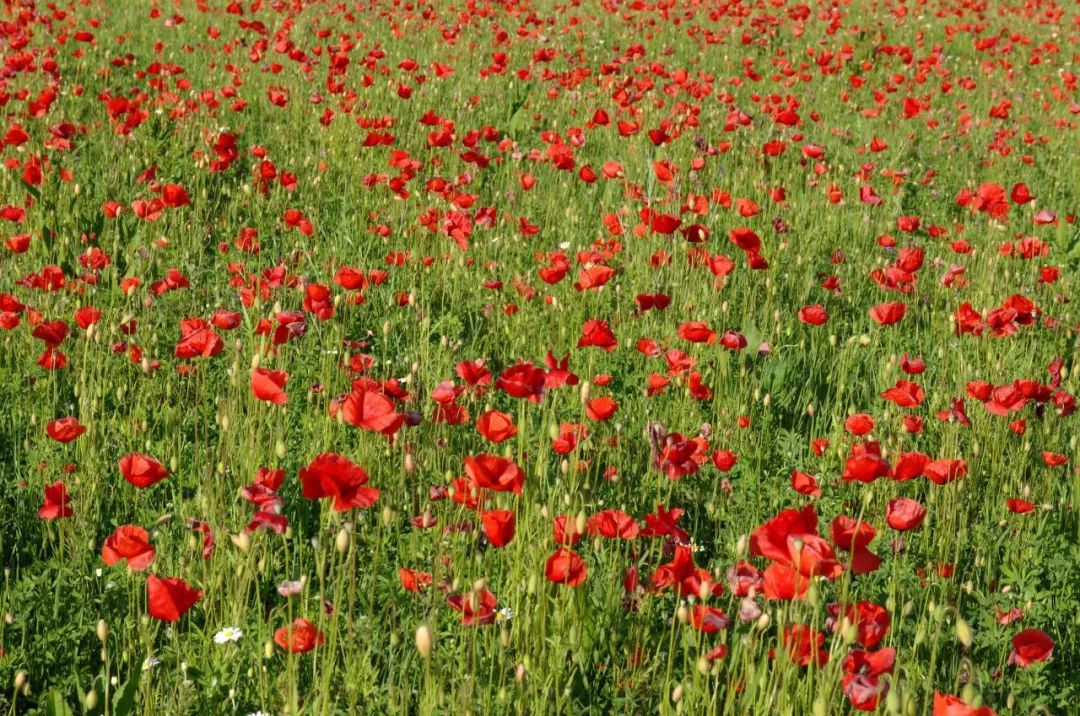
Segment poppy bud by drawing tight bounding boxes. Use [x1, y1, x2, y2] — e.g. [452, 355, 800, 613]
[885, 683, 902, 714]
[264, 640, 274, 659]
[500, 628, 511, 647]
[231, 532, 251, 553]
[671, 684, 683, 703]
[841, 617, 857, 644]
[515, 663, 527, 681]
[220, 415, 230, 432]
[410, 624, 433, 659]
[735, 534, 748, 556]
[676, 604, 689, 624]
[13, 672, 26, 690]
[96, 619, 108, 643]
[560, 459, 569, 475]
[548, 423, 560, 441]
[250, 352, 261, 370]
[335, 528, 350, 553]
[381, 506, 394, 526]
[85, 690, 98, 711]
[579, 381, 590, 403]
[812, 697, 827, 716]
[170, 455, 179, 473]
[955, 617, 974, 648]
[404, 453, 415, 474]
[961, 683, 976, 705]
[275, 439, 286, 459]
[389, 632, 400, 647]
[755, 612, 770, 631]
[806, 581, 821, 608]
[575, 512, 587, 536]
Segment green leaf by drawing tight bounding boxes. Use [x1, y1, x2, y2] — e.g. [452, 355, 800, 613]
[111, 663, 142, 716]
[43, 688, 75, 716]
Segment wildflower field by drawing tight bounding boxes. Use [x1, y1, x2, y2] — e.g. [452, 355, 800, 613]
[0, 0, 1078, 713]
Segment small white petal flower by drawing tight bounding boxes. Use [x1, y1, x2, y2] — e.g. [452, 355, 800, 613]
[142, 657, 160, 671]
[214, 627, 243, 644]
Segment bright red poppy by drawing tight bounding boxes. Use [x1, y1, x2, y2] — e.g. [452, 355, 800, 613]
[147, 574, 202, 622]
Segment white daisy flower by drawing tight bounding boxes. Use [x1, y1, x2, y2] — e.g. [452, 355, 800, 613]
[142, 657, 160, 671]
[214, 626, 243, 644]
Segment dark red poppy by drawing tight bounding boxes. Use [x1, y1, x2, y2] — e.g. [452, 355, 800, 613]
[1008, 628, 1054, 667]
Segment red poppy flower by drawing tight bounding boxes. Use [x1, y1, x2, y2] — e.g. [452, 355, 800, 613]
[585, 397, 618, 421]
[463, 454, 525, 494]
[844, 413, 875, 436]
[480, 510, 516, 548]
[174, 318, 223, 359]
[299, 453, 378, 511]
[147, 574, 202, 622]
[476, 410, 517, 443]
[886, 498, 926, 530]
[798, 305, 829, 326]
[577, 318, 617, 351]
[1006, 498, 1035, 514]
[251, 368, 288, 405]
[398, 568, 432, 593]
[495, 362, 546, 403]
[689, 605, 729, 633]
[869, 302, 907, 326]
[339, 387, 404, 435]
[843, 441, 890, 482]
[791, 470, 821, 497]
[552, 515, 585, 545]
[45, 417, 86, 443]
[274, 618, 326, 653]
[1008, 628, 1054, 667]
[545, 548, 587, 587]
[38, 480, 73, 520]
[776, 624, 828, 667]
[881, 380, 924, 408]
[447, 588, 498, 626]
[101, 525, 155, 571]
[932, 692, 997, 716]
[586, 509, 639, 540]
[119, 453, 170, 489]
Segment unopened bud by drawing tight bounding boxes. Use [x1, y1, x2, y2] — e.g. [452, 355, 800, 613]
[415, 625, 432, 658]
